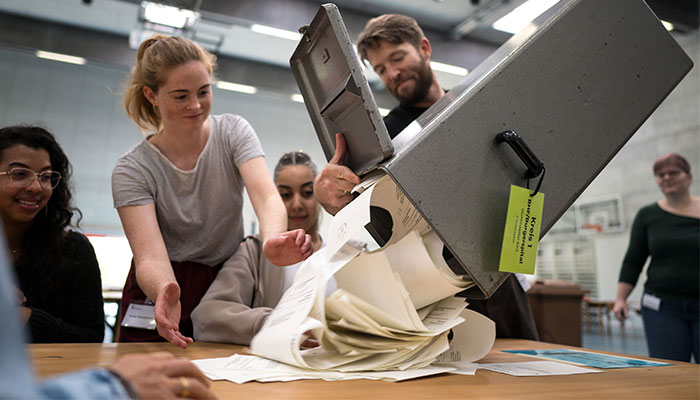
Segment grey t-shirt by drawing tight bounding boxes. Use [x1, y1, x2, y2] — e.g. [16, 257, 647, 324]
[112, 114, 264, 266]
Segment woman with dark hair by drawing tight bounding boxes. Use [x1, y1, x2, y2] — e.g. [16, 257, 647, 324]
[0, 125, 104, 343]
[192, 151, 328, 345]
[614, 153, 699, 362]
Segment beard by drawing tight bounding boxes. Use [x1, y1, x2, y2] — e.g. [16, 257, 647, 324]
[389, 56, 434, 106]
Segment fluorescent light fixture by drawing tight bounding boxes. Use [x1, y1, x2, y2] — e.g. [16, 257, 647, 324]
[291, 94, 305, 103]
[216, 81, 258, 94]
[36, 50, 86, 65]
[492, 0, 560, 34]
[430, 61, 468, 76]
[251, 24, 302, 41]
[143, 1, 198, 29]
[661, 20, 674, 31]
[378, 107, 391, 117]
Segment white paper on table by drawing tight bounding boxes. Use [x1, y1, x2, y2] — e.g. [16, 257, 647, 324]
[193, 353, 457, 383]
[250, 244, 360, 368]
[191, 357, 231, 380]
[478, 360, 605, 376]
[442, 362, 479, 375]
[358, 365, 455, 382]
[197, 354, 343, 383]
[433, 309, 495, 365]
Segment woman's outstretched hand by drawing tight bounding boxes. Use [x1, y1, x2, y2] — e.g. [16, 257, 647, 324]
[155, 282, 193, 349]
[263, 229, 313, 266]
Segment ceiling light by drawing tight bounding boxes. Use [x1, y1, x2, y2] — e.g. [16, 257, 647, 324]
[35, 50, 86, 65]
[250, 24, 302, 41]
[291, 94, 305, 103]
[216, 81, 258, 94]
[661, 20, 674, 31]
[492, 0, 560, 34]
[142, 1, 198, 29]
[430, 61, 468, 76]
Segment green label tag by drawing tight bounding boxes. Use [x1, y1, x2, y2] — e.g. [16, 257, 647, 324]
[499, 185, 544, 274]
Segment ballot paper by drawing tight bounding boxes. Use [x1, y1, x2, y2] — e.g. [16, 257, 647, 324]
[478, 361, 604, 376]
[326, 174, 431, 256]
[192, 354, 456, 383]
[228, 173, 496, 381]
[502, 349, 672, 368]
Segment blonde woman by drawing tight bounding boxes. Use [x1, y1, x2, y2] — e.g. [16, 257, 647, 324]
[113, 35, 312, 348]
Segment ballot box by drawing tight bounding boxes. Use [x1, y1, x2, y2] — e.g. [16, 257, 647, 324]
[290, 1, 692, 299]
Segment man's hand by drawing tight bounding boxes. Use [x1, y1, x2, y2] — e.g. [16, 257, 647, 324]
[18, 306, 31, 324]
[14, 286, 26, 304]
[155, 282, 193, 349]
[263, 228, 313, 266]
[314, 133, 361, 215]
[109, 352, 217, 399]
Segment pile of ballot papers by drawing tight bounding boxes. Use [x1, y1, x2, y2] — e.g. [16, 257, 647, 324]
[195, 174, 496, 382]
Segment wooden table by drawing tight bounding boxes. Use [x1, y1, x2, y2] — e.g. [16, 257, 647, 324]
[30, 340, 699, 399]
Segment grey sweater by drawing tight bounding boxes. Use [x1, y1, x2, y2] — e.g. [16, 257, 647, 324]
[191, 236, 286, 345]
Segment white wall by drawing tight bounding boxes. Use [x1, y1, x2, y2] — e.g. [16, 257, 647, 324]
[0, 46, 327, 237]
[546, 31, 700, 301]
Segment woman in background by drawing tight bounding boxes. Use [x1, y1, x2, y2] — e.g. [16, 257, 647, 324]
[192, 151, 328, 345]
[114, 35, 312, 348]
[614, 153, 700, 363]
[0, 125, 103, 343]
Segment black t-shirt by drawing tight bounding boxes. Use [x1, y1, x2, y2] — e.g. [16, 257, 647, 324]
[383, 103, 429, 139]
[16, 231, 105, 343]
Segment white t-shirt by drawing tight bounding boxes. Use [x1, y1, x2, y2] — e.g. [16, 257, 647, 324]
[281, 239, 338, 298]
[111, 114, 264, 266]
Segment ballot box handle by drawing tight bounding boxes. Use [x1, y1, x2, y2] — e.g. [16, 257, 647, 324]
[495, 130, 544, 179]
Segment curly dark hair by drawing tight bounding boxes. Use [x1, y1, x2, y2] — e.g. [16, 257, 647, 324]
[0, 126, 81, 297]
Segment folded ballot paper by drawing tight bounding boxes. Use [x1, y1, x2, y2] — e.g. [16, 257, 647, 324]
[195, 174, 495, 382]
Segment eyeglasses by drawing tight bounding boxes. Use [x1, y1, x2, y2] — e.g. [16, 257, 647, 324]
[0, 168, 62, 189]
[655, 170, 683, 179]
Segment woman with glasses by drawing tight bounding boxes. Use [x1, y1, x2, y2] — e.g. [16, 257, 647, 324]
[614, 153, 700, 363]
[191, 151, 329, 345]
[0, 125, 104, 343]
[113, 35, 313, 348]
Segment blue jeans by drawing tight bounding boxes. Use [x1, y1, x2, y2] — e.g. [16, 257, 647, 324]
[641, 293, 699, 363]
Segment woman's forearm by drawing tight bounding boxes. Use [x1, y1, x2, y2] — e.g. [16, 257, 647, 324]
[255, 194, 287, 243]
[616, 282, 634, 303]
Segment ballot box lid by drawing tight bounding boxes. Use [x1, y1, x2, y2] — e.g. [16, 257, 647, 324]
[290, 3, 393, 176]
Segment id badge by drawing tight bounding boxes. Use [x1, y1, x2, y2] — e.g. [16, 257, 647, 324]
[121, 303, 156, 330]
[641, 293, 661, 312]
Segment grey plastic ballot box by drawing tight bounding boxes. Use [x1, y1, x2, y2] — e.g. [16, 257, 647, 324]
[290, 1, 693, 299]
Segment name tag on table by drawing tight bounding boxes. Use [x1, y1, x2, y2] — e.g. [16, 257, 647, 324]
[641, 293, 661, 312]
[121, 303, 157, 330]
